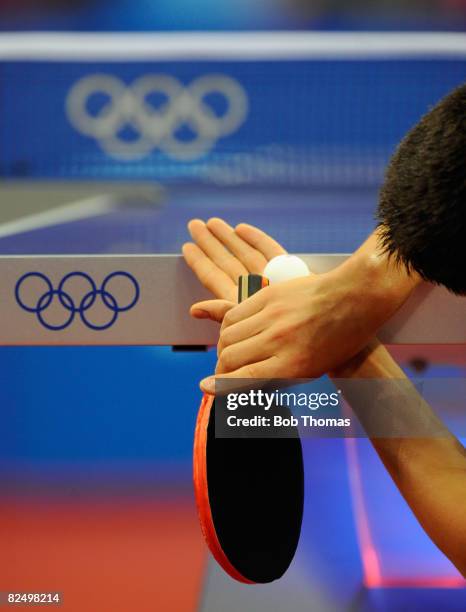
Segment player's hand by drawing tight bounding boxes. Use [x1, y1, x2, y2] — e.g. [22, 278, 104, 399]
[198, 246, 419, 393]
[199, 272, 373, 391]
[183, 224, 420, 393]
[182, 218, 286, 309]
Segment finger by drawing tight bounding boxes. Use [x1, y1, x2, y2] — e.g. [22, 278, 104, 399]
[206, 217, 268, 273]
[182, 242, 236, 300]
[217, 311, 267, 354]
[188, 219, 248, 282]
[235, 223, 287, 261]
[220, 287, 268, 331]
[200, 357, 282, 394]
[216, 334, 272, 374]
[190, 299, 235, 323]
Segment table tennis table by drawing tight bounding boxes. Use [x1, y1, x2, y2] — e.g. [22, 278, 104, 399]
[1, 31, 465, 346]
[0, 185, 465, 348]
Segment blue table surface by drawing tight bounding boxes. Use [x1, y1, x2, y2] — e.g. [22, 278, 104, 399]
[0, 185, 377, 255]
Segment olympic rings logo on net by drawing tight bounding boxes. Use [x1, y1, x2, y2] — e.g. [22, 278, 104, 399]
[15, 271, 140, 331]
[65, 73, 249, 161]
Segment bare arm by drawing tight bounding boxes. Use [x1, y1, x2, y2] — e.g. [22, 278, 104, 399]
[333, 341, 466, 576]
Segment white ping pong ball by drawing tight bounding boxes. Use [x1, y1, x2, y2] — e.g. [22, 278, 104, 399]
[263, 255, 310, 284]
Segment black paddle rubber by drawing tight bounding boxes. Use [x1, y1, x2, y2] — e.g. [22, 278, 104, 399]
[205, 274, 304, 583]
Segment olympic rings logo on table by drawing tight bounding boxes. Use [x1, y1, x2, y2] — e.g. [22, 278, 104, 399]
[15, 271, 140, 331]
[66, 73, 249, 161]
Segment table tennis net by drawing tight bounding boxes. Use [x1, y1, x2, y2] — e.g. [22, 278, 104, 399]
[1, 34, 465, 187]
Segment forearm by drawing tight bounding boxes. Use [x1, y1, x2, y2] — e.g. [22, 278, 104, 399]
[333, 341, 466, 576]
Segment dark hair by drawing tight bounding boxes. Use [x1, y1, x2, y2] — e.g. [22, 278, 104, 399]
[377, 84, 466, 294]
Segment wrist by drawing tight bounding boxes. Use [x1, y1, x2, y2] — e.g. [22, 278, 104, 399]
[331, 338, 405, 380]
[330, 338, 382, 379]
[339, 229, 421, 317]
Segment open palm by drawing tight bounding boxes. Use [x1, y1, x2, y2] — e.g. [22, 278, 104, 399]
[182, 218, 286, 306]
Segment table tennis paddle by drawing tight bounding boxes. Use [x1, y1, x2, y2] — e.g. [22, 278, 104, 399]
[193, 274, 304, 583]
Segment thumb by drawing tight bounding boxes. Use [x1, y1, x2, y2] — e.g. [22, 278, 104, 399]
[200, 360, 278, 394]
[190, 299, 235, 323]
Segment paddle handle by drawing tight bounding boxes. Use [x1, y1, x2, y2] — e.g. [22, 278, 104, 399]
[238, 274, 269, 303]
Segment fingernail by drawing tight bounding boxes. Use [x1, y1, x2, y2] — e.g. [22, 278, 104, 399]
[201, 376, 215, 395]
[191, 309, 209, 319]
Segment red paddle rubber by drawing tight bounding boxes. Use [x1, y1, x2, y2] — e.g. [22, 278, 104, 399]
[193, 393, 255, 584]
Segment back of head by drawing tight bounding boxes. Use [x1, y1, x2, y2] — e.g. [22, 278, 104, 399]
[377, 83, 466, 294]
